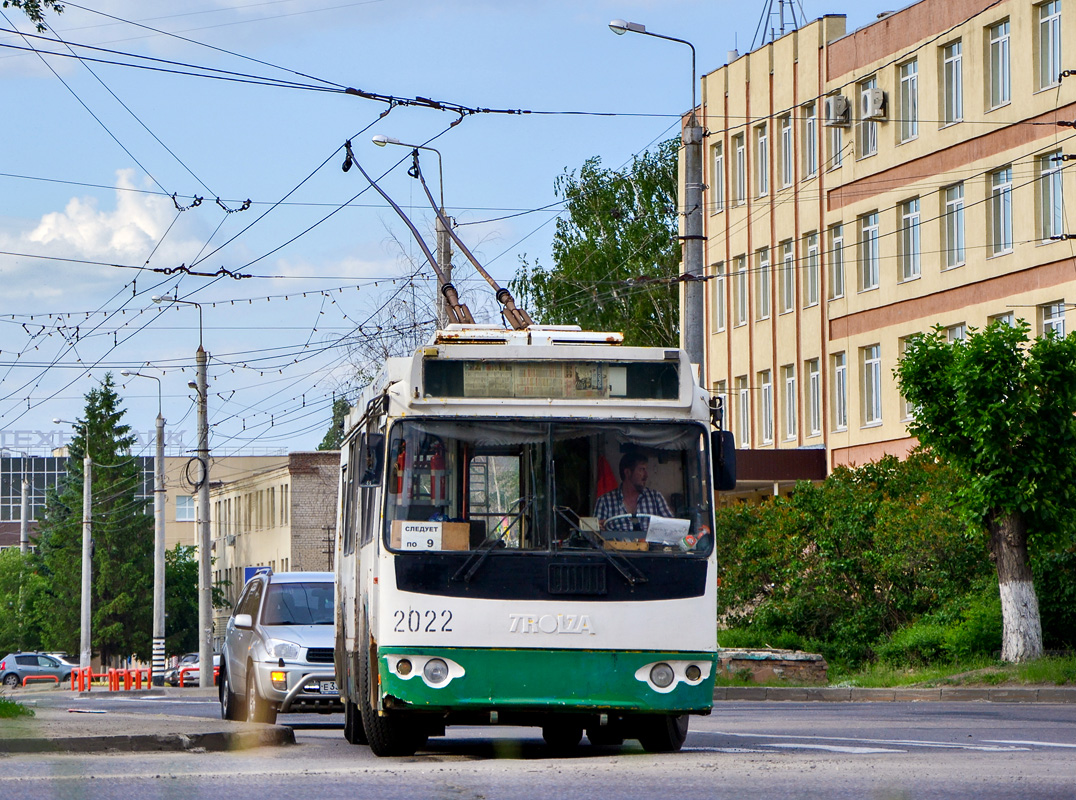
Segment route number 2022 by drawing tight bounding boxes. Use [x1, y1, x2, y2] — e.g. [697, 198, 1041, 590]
[393, 608, 453, 633]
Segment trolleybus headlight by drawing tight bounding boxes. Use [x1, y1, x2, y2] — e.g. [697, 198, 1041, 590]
[685, 664, 702, 681]
[396, 658, 413, 676]
[423, 658, 450, 685]
[650, 662, 675, 688]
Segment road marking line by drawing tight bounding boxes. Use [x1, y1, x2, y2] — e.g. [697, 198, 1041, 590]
[984, 740, 1076, 749]
[702, 731, 1029, 752]
[763, 744, 904, 754]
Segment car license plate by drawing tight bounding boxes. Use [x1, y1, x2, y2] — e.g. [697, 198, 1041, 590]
[319, 680, 338, 695]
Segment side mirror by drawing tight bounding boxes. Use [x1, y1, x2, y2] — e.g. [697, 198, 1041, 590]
[360, 433, 385, 487]
[233, 613, 253, 630]
[712, 430, 737, 491]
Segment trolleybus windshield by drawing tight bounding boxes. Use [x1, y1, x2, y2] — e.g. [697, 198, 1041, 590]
[383, 419, 713, 556]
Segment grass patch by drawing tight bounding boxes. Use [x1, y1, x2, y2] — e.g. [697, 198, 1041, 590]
[829, 654, 1076, 688]
[0, 696, 33, 719]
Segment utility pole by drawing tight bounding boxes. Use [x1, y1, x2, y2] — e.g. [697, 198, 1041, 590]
[80, 452, 92, 671]
[196, 344, 212, 689]
[19, 477, 28, 554]
[684, 111, 705, 385]
[435, 214, 454, 328]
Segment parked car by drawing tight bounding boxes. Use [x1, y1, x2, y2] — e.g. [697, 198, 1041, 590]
[219, 569, 340, 723]
[164, 652, 220, 686]
[0, 651, 73, 688]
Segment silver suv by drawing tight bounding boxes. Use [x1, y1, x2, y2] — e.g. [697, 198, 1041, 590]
[219, 569, 340, 723]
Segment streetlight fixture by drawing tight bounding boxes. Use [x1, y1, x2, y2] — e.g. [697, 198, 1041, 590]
[608, 18, 706, 383]
[54, 417, 93, 672]
[372, 135, 453, 327]
[152, 294, 213, 688]
[121, 370, 167, 686]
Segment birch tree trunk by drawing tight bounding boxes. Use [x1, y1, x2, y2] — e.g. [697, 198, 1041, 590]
[986, 510, 1043, 662]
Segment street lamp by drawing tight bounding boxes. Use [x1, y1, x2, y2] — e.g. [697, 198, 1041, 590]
[121, 370, 167, 686]
[609, 18, 706, 383]
[152, 294, 213, 688]
[372, 134, 454, 327]
[53, 417, 93, 672]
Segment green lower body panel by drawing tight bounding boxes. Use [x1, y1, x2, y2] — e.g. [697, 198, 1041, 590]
[377, 647, 716, 713]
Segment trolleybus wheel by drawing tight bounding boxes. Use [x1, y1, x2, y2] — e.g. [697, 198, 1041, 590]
[636, 713, 689, 753]
[358, 638, 427, 757]
[542, 722, 583, 751]
[343, 696, 368, 745]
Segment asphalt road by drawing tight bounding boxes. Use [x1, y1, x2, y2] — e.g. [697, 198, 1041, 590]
[3, 697, 1075, 799]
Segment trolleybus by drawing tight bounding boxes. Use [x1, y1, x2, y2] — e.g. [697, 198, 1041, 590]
[334, 324, 733, 756]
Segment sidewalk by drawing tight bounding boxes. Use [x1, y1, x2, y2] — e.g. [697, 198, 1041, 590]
[0, 686, 295, 754]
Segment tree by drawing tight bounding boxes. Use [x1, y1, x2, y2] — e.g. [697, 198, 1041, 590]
[33, 373, 154, 665]
[318, 397, 351, 451]
[511, 139, 681, 347]
[896, 321, 1076, 662]
[3, 0, 63, 32]
[0, 548, 47, 654]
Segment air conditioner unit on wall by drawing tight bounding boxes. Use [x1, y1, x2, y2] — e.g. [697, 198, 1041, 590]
[824, 95, 851, 127]
[861, 88, 888, 120]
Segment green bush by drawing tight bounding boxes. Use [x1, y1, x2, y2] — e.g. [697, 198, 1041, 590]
[1034, 546, 1076, 651]
[876, 623, 949, 666]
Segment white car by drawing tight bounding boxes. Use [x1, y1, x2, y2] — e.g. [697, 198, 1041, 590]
[219, 569, 340, 723]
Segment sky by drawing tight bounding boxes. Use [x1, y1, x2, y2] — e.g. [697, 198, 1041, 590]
[0, 0, 904, 459]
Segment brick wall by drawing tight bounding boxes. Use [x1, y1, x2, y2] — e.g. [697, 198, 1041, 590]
[287, 451, 340, 572]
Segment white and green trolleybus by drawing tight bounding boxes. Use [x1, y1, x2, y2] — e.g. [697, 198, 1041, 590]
[334, 323, 734, 756]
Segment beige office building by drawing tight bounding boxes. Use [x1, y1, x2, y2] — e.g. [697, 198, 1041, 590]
[700, 0, 1072, 490]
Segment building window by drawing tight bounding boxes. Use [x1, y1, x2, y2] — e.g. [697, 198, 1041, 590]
[1042, 301, 1066, 337]
[829, 224, 845, 299]
[780, 115, 793, 187]
[734, 255, 748, 326]
[804, 232, 819, 307]
[176, 495, 196, 522]
[782, 364, 797, 440]
[733, 134, 746, 205]
[859, 211, 880, 291]
[900, 197, 921, 281]
[737, 375, 750, 447]
[714, 262, 726, 332]
[990, 166, 1013, 255]
[899, 335, 919, 420]
[944, 183, 966, 268]
[756, 124, 769, 197]
[899, 59, 918, 142]
[1039, 1, 1062, 90]
[989, 19, 1011, 108]
[711, 142, 725, 213]
[942, 41, 963, 124]
[829, 120, 843, 170]
[756, 248, 771, 320]
[947, 323, 967, 342]
[804, 102, 818, 177]
[780, 240, 795, 313]
[1040, 151, 1065, 240]
[833, 352, 848, 431]
[857, 78, 877, 157]
[990, 311, 1015, 327]
[807, 359, 821, 437]
[759, 370, 774, 444]
[862, 345, 882, 426]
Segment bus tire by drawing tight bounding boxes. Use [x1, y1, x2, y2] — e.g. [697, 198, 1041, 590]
[358, 639, 426, 757]
[636, 713, 689, 753]
[343, 696, 368, 745]
[542, 723, 583, 751]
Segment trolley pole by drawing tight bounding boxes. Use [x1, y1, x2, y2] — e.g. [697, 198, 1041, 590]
[196, 344, 213, 688]
[153, 410, 166, 684]
[19, 478, 28, 554]
[80, 453, 92, 671]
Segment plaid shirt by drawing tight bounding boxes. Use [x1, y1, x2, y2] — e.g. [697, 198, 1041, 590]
[593, 487, 673, 532]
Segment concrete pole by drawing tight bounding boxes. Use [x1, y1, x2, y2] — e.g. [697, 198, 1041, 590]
[683, 112, 706, 386]
[80, 454, 92, 672]
[196, 345, 213, 688]
[152, 411, 166, 685]
[19, 478, 28, 554]
[435, 213, 453, 328]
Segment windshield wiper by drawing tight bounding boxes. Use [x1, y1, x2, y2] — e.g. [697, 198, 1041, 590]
[555, 507, 648, 588]
[452, 500, 528, 583]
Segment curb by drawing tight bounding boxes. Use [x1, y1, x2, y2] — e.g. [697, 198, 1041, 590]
[714, 686, 1076, 703]
[0, 725, 295, 754]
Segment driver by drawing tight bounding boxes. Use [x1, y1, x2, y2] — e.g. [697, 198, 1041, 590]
[593, 452, 672, 533]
